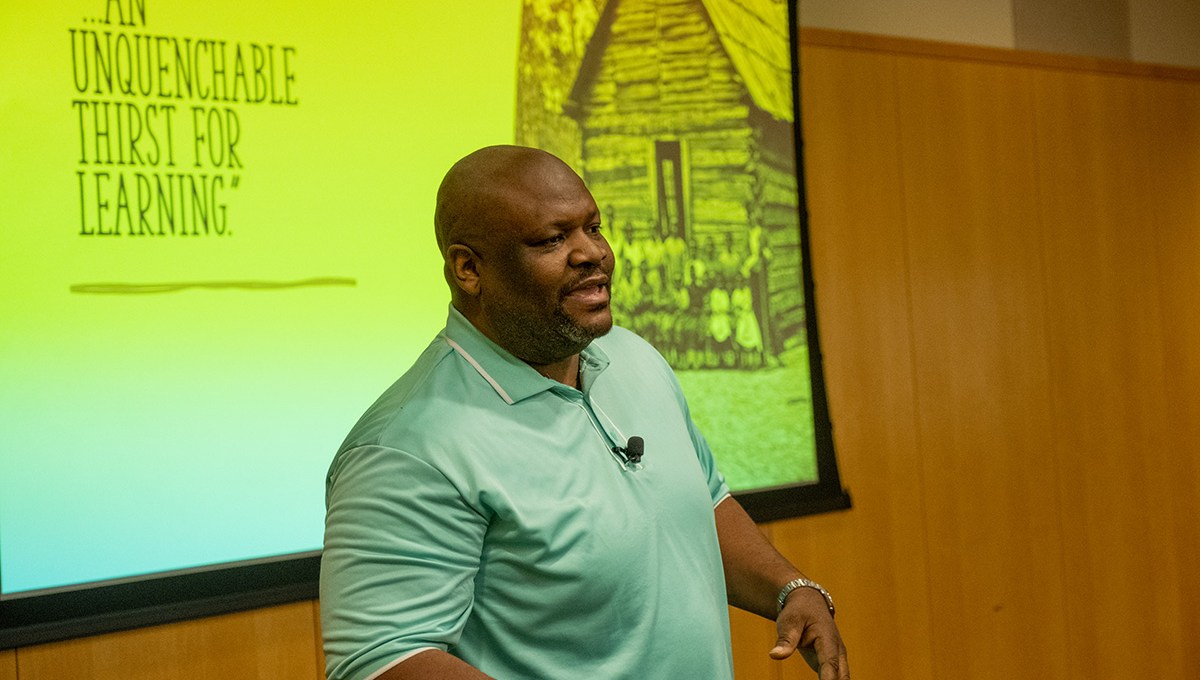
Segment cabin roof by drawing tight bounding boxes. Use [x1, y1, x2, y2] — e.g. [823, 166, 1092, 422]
[567, 0, 794, 123]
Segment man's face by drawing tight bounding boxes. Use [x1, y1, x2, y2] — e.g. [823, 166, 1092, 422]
[473, 162, 615, 366]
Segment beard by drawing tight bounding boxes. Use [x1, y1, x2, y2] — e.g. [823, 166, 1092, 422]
[485, 274, 613, 366]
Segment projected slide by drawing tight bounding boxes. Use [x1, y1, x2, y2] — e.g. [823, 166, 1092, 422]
[0, 0, 819, 602]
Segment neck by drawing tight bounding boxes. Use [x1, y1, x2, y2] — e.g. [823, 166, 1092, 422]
[530, 354, 581, 389]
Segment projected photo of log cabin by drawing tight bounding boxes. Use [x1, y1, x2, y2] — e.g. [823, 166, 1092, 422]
[516, 0, 815, 488]
[517, 0, 803, 372]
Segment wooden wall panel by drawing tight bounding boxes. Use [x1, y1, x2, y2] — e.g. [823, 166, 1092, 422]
[782, 30, 1200, 680]
[728, 606, 783, 679]
[312, 600, 326, 678]
[1030, 69, 1190, 680]
[728, 523, 783, 679]
[892, 56, 1069, 679]
[1, 650, 16, 680]
[1143, 78, 1200, 677]
[16, 602, 321, 680]
[782, 45, 935, 680]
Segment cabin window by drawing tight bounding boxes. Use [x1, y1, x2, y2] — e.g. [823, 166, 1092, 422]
[654, 140, 687, 239]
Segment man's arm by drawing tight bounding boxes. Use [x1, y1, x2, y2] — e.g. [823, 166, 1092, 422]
[372, 650, 492, 680]
[714, 497, 849, 680]
[322, 445, 488, 680]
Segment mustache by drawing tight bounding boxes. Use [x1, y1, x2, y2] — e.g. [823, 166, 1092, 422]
[560, 265, 611, 295]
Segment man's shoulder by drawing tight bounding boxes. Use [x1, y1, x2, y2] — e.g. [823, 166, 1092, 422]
[592, 325, 681, 390]
[595, 324, 661, 358]
[337, 335, 480, 454]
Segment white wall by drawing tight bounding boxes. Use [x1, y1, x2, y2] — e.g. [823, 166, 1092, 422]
[798, 0, 1015, 48]
[798, 0, 1200, 69]
[1130, 0, 1200, 68]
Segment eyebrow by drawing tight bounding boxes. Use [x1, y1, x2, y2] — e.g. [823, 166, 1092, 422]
[548, 209, 600, 229]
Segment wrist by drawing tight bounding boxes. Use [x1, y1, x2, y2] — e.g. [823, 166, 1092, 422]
[775, 577, 835, 618]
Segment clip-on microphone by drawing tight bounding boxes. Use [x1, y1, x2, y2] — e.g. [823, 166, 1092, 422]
[613, 436, 644, 466]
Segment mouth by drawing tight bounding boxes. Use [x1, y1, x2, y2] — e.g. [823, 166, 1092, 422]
[564, 275, 611, 307]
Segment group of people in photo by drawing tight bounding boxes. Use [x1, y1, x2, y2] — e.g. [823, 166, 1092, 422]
[607, 219, 773, 371]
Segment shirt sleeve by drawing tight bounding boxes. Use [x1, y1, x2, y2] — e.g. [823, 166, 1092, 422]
[321, 444, 488, 680]
[682, 401, 731, 505]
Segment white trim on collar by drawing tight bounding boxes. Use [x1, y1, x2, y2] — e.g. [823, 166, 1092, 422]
[445, 337, 515, 405]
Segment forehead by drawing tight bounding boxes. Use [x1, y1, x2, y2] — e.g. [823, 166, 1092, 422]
[493, 161, 599, 232]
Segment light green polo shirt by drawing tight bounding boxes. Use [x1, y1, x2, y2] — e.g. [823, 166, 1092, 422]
[321, 307, 733, 680]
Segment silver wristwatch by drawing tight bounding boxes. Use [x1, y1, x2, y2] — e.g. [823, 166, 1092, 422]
[776, 577, 835, 618]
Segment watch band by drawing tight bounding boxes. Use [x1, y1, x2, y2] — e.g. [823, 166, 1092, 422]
[776, 577, 835, 618]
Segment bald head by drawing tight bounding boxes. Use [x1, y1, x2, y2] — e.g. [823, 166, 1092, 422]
[434, 145, 582, 255]
[431, 145, 614, 368]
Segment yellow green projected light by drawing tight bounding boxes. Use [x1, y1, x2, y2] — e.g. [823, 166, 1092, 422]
[0, 0, 821, 599]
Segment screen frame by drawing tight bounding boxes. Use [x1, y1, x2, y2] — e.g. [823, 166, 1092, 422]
[736, 0, 850, 524]
[0, 1, 849, 651]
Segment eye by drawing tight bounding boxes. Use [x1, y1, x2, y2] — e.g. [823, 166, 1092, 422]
[535, 234, 566, 247]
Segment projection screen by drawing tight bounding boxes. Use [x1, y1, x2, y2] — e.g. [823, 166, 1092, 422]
[0, 0, 847, 648]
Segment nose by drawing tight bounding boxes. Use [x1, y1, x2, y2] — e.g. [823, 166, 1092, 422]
[568, 229, 610, 268]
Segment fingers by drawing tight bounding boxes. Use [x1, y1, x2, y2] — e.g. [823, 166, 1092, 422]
[813, 634, 850, 680]
[772, 594, 849, 678]
[818, 653, 850, 680]
[768, 630, 799, 660]
[800, 647, 820, 672]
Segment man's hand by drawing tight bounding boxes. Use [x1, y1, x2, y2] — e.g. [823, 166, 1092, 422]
[769, 587, 849, 680]
[713, 497, 850, 679]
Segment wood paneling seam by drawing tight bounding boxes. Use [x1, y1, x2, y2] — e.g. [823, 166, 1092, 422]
[1026, 70, 1076, 668]
[885, 51, 940, 670]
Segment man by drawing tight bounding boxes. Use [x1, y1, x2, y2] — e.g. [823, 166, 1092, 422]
[321, 146, 848, 680]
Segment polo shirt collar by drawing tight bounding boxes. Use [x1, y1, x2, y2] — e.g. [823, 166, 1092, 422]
[441, 305, 611, 404]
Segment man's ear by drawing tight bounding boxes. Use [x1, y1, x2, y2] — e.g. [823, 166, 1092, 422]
[446, 244, 483, 297]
